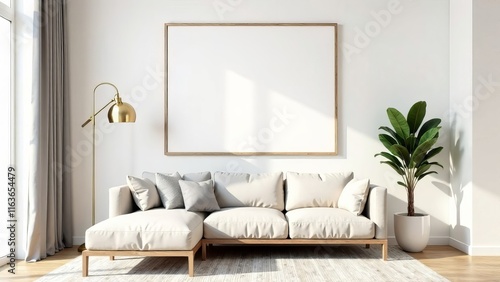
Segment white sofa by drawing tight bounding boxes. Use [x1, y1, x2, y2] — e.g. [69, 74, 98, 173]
[82, 171, 387, 277]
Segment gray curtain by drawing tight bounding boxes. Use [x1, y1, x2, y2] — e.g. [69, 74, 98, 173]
[25, 0, 72, 261]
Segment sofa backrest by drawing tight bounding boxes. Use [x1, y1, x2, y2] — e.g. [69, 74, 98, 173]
[213, 171, 284, 210]
[285, 171, 353, 211]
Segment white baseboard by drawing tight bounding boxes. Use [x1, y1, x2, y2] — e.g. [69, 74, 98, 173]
[388, 236, 450, 246]
[73, 236, 85, 246]
[449, 237, 470, 254]
[0, 256, 8, 267]
[469, 246, 500, 256]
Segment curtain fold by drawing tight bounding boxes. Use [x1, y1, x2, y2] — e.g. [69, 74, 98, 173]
[25, 0, 72, 262]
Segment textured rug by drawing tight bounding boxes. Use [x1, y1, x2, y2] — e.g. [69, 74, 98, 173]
[37, 245, 448, 281]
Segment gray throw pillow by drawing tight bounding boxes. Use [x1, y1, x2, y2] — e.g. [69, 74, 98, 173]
[179, 180, 220, 212]
[182, 171, 211, 182]
[126, 175, 161, 211]
[155, 172, 183, 209]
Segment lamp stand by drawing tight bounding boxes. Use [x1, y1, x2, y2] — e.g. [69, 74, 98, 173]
[78, 82, 136, 252]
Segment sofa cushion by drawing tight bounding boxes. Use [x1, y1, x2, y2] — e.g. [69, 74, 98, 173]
[338, 178, 370, 215]
[286, 207, 374, 239]
[204, 207, 288, 239]
[285, 172, 353, 211]
[155, 172, 183, 209]
[213, 172, 284, 210]
[183, 171, 211, 182]
[142, 171, 178, 183]
[142, 171, 211, 184]
[126, 176, 161, 211]
[85, 209, 205, 250]
[179, 180, 220, 212]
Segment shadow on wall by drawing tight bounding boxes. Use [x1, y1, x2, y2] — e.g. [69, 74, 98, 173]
[448, 115, 471, 247]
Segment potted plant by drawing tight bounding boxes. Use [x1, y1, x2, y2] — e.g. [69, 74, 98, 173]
[375, 101, 443, 252]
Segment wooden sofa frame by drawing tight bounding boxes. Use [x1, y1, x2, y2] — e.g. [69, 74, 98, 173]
[82, 241, 201, 277]
[201, 238, 388, 261]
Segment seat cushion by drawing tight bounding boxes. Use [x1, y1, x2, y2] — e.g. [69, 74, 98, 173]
[286, 208, 374, 239]
[204, 207, 288, 239]
[85, 209, 204, 251]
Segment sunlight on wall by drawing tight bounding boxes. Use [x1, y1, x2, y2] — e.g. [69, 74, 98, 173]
[224, 70, 255, 152]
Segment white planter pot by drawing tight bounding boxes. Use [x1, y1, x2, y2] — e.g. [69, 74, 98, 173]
[394, 212, 430, 252]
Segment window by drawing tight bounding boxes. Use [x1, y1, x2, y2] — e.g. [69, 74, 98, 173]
[0, 0, 13, 266]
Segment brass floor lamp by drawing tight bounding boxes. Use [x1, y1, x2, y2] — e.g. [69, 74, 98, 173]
[78, 82, 136, 252]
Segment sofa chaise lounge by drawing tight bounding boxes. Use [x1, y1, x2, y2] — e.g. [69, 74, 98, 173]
[82, 171, 387, 277]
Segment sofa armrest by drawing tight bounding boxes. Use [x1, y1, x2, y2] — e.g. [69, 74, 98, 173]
[109, 185, 135, 218]
[364, 185, 387, 239]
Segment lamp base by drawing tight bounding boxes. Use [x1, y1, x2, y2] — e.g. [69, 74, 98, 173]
[78, 243, 86, 252]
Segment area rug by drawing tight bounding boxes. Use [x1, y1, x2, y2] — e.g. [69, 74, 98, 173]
[37, 245, 449, 281]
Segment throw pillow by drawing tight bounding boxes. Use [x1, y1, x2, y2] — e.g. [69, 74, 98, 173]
[338, 178, 370, 215]
[285, 172, 354, 211]
[213, 171, 284, 210]
[126, 175, 161, 211]
[178, 179, 220, 212]
[182, 171, 212, 182]
[155, 172, 183, 209]
[142, 171, 178, 184]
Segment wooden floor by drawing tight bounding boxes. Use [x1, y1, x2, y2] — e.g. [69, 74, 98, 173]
[0, 245, 499, 281]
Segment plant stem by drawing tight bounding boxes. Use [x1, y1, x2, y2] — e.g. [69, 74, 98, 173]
[407, 168, 416, 216]
[407, 188, 415, 216]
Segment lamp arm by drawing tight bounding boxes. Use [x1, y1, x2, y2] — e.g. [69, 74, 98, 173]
[81, 82, 121, 127]
[81, 99, 115, 127]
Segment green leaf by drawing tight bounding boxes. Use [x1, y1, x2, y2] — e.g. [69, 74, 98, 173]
[397, 181, 408, 188]
[426, 161, 443, 169]
[381, 161, 404, 175]
[417, 171, 437, 180]
[410, 138, 437, 168]
[407, 101, 426, 134]
[425, 147, 443, 160]
[418, 127, 440, 146]
[375, 152, 404, 168]
[379, 126, 405, 145]
[405, 135, 418, 152]
[415, 163, 432, 178]
[389, 144, 410, 166]
[387, 108, 410, 139]
[418, 118, 441, 139]
[379, 134, 397, 151]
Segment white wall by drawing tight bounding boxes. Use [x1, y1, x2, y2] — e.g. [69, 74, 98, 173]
[448, 0, 500, 256]
[471, 0, 500, 255]
[66, 0, 451, 245]
[449, 0, 473, 253]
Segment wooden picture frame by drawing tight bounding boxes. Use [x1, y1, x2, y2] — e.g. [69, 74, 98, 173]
[165, 23, 338, 156]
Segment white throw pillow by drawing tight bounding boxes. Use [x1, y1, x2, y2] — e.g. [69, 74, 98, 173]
[213, 172, 284, 210]
[155, 172, 183, 209]
[126, 175, 161, 211]
[338, 178, 370, 215]
[179, 180, 220, 212]
[285, 172, 353, 211]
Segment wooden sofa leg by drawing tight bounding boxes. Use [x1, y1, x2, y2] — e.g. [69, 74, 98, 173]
[382, 242, 388, 261]
[110, 256, 114, 261]
[188, 252, 195, 277]
[82, 251, 89, 277]
[365, 244, 370, 249]
[202, 241, 207, 261]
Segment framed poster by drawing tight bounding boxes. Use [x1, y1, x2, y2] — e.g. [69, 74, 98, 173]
[165, 23, 337, 156]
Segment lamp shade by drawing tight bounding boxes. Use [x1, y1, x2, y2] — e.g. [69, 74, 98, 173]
[107, 97, 136, 123]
